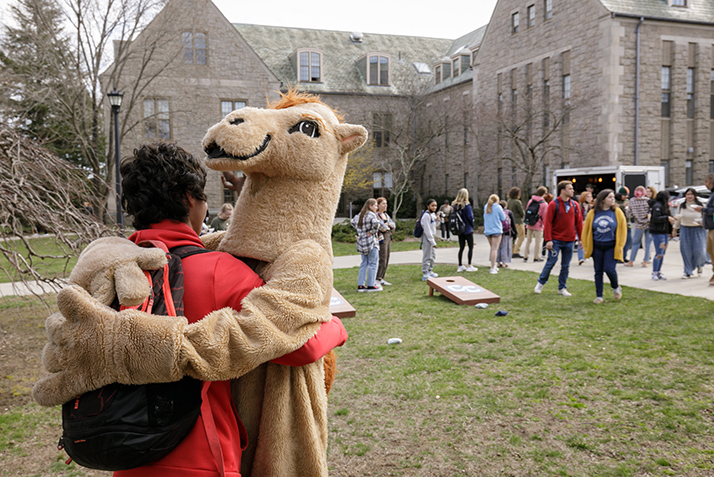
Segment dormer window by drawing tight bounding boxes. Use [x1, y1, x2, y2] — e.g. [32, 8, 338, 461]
[453, 57, 461, 77]
[368, 55, 390, 85]
[460, 54, 470, 74]
[297, 49, 322, 83]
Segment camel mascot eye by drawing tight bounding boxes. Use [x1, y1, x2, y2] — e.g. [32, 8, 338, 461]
[289, 120, 320, 138]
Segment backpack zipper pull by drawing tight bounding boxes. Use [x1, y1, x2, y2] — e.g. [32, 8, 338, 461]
[73, 396, 81, 410]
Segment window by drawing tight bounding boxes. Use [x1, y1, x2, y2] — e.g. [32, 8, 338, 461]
[544, 0, 553, 19]
[661, 160, 670, 187]
[373, 113, 392, 148]
[435, 65, 442, 84]
[563, 74, 571, 101]
[687, 68, 695, 119]
[710, 70, 714, 119]
[528, 5, 535, 27]
[299, 50, 321, 82]
[512, 12, 520, 34]
[686, 160, 693, 185]
[453, 58, 460, 77]
[373, 171, 393, 189]
[671, 0, 686, 6]
[543, 79, 550, 127]
[709, 160, 714, 174]
[460, 54, 471, 74]
[662, 66, 671, 117]
[369, 55, 389, 85]
[143, 98, 170, 139]
[182, 32, 207, 65]
[221, 100, 246, 118]
[442, 61, 451, 79]
[498, 93, 503, 116]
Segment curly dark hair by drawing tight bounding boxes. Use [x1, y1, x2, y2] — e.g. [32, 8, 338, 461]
[120, 142, 207, 230]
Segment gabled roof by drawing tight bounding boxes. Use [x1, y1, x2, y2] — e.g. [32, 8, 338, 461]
[599, 0, 714, 24]
[445, 25, 487, 59]
[233, 24, 453, 96]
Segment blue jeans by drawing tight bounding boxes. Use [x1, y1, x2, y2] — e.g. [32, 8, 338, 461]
[623, 227, 632, 262]
[629, 228, 652, 263]
[358, 246, 380, 287]
[592, 241, 618, 297]
[651, 233, 669, 273]
[538, 239, 574, 290]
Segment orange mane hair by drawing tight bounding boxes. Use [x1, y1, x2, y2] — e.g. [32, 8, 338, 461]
[268, 87, 344, 122]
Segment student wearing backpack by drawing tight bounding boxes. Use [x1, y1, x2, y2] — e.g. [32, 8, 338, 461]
[522, 186, 548, 263]
[421, 199, 440, 280]
[507, 187, 526, 258]
[534, 181, 583, 296]
[452, 188, 477, 272]
[105, 143, 347, 476]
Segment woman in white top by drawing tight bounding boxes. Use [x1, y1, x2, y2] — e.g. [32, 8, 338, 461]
[421, 199, 440, 281]
[674, 188, 707, 278]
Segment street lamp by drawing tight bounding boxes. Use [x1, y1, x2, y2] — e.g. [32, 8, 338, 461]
[107, 89, 124, 228]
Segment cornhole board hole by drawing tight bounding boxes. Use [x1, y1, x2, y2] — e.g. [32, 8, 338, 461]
[426, 276, 500, 305]
[330, 288, 356, 318]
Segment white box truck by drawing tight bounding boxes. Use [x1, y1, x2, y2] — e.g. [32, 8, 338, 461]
[551, 166, 665, 197]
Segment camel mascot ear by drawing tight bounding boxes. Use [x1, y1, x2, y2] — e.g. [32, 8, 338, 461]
[336, 124, 368, 155]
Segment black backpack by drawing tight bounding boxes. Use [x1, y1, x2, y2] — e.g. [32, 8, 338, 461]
[449, 207, 466, 235]
[59, 242, 212, 471]
[413, 210, 426, 237]
[523, 199, 543, 226]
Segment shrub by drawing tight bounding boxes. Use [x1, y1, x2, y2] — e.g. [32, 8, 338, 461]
[332, 222, 356, 243]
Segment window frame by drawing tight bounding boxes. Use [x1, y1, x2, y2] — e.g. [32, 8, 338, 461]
[367, 54, 391, 86]
[662, 66, 672, 118]
[528, 5, 536, 28]
[512, 12, 520, 34]
[544, 0, 553, 20]
[297, 49, 323, 83]
[220, 100, 247, 118]
[372, 113, 393, 148]
[686, 67, 695, 119]
[182, 31, 207, 65]
[143, 98, 171, 140]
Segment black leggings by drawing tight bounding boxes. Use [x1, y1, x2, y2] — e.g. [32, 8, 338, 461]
[458, 233, 474, 266]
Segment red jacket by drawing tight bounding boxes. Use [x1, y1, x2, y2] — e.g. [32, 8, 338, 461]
[543, 197, 583, 243]
[115, 220, 347, 477]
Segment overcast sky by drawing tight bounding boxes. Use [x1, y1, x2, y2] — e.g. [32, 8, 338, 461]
[212, 0, 498, 39]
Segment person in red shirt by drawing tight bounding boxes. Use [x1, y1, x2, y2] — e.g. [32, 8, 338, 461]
[534, 181, 583, 297]
[113, 142, 347, 477]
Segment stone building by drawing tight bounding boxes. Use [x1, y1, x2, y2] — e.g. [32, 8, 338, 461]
[103, 0, 714, 216]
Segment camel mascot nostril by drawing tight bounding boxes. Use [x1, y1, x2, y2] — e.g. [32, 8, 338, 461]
[33, 89, 368, 476]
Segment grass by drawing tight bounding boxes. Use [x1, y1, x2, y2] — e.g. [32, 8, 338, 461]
[2, 263, 713, 475]
[0, 236, 79, 284]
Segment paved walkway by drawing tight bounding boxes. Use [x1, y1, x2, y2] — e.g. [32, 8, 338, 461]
[334, 236, 714, 301]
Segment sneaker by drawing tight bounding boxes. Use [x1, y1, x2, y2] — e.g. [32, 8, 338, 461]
[652, 273, 659, 281]
[380, 279, 392, 286]
[657, 272, 666, 281]
[613, 287, 622, 300]
[558, 288, 572, 297]
[534, 258, 544, 262]
[697, 266, 703, 275]
[593, 297, 603, 304]
[512, 253, 523, 258]
[534, 282, 544, 294]
[457, 265, 467, 272]
[465, 265, 478, 272]
[357, 285, 366, 292]
[363, 285, 383, 292]
[489, 267, 498, 274]
[422, 274, 431, 281]
[682, 274, 692, 279]
[578, 259, 584, 265]
[523, 257, 529, 262]
[429, 272, 439, 278]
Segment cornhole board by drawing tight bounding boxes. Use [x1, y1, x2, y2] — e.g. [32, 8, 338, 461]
[330, 288, 356, 318]
[426, 276, 500, 305]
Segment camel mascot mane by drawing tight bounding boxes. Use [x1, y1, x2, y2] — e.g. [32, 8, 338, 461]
[33, 89, 368, 477]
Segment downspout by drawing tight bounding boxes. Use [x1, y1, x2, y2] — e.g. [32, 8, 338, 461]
[634, 16, 644, 166]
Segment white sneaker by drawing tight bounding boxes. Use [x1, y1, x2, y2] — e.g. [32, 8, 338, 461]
[658, 272, 666, 281]
[429, 272, 439, 278]
[489, 267, 498, 274]
[465, 265, 478, 272]
[457, 265, 467, 272]
[593, 297, 603, 304]
[380, 279, 392, 286]
[558, 288, 572, 297]
[652, 273, 659, 281]
[534, 282, 544, 294]
[422, 274, 431, 281]
[613, 286, 622, 300]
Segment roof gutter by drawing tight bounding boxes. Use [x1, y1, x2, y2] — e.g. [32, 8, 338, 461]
[611, 11, 714, 27]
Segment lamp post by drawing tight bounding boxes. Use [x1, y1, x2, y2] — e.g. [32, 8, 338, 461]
[107, 89, 124, 228]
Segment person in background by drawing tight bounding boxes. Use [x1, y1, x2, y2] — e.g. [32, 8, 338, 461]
[210, 203, 233, 231]
[421, 199, 440, 281]
[615, 187, 632, 263]
[452, 188, 477, 272]
[577, 190, 593, 265]
[507, 187, 525, 258]
[375, 197, 396, 286]
[540, 192, 555, 259]
[649, 190, 675, 280]
[626, 185, 652, 267]
[581, 189, 626, 304]
[523, 186, 548, 263]
[674, 187, 707, 279]
[438, 199, 453, 240]
[497, 200, 514, 269]
[351, 199, 386, 292]
[483, 194, 506, 275]
[692, 173, 714, 286]
[534, 181, 583, 296]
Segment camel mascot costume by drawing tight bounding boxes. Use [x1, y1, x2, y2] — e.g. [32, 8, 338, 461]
[33, 90, 368, 476]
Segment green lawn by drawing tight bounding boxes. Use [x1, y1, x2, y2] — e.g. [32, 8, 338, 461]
[2, 263, 713, 475]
